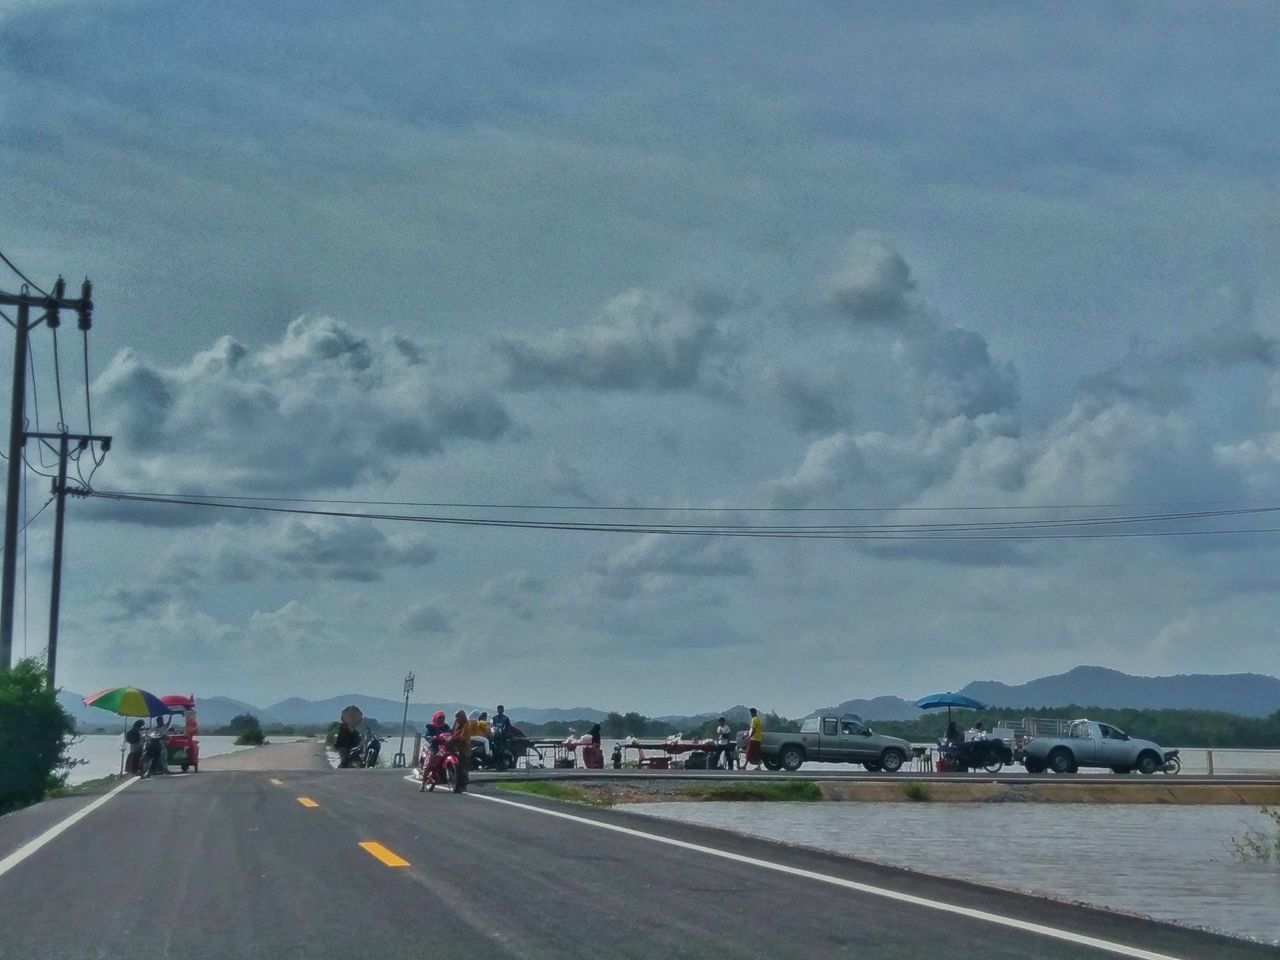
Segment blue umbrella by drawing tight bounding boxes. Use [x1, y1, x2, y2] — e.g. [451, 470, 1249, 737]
[915, 693, 987, 711]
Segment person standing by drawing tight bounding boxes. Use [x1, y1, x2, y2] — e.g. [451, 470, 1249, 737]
[451, 709, 472, 793]
[746, 707, 764, 771]
[124, 720, 144, 775]
[713, 717, 732, 770]
[335, 720, 359, 768]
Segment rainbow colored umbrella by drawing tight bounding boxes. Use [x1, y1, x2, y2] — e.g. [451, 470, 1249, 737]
[83, 686, 169, 718]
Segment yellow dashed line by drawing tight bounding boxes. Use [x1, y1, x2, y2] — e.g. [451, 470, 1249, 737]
[296, 797, 319, 808]
[359, 841, 409, 867]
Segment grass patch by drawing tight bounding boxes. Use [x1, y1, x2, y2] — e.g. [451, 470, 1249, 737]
[47, 774, 127, 799]
[900, 780, 933, 803]
[678, 780, 822, 802]
[493, 781, 613, 807]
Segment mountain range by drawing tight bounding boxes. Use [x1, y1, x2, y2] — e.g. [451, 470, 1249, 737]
[64, 665, 1280, 730]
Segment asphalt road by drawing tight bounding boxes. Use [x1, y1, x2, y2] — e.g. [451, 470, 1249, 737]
[0, 771, 1274, 960]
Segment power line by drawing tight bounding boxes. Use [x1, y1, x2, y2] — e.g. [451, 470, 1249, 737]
[82, 328, 93, 434]
[77, 487, 1280, 515]
[50, 326, 65, 430]
[81, 490, 1280, 541]
[0, 250, 47, 296]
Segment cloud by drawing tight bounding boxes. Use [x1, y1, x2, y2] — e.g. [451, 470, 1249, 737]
[161, 517, 437, 585]
[398, 601, 452, 636]
[595, 534, 754, 599]
[480, 572, 549, 622]
[821, 231, 915, 324]
[494, 290, 726, 391]
[87, 315, 511, 516]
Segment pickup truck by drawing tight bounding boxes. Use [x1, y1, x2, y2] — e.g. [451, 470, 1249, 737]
[761, 714, 913, 773]
[1021, 719, 1178, 775]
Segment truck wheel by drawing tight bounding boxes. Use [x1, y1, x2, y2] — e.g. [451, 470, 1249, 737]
[763, 758, 781, 771]
[1136, 752, 1160, 775]
[1048, 748, 1075, 774]
[880, 749, 905, 773]
[1111, 766, 1131, 775]
[1023, 758, 1045, 774]
[780, 746, 805, 771]
[862, 761, 882, 772]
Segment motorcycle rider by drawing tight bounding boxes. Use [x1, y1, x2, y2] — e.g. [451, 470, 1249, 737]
[335, 720, 360, 768]
[491, 705, 511, 739]
[468, 710, 492, 765]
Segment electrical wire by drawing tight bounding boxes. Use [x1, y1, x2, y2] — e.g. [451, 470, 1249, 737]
[26, 338, 54, 468]
[19, 494, 55, 534]
[79, 489, 1280, 532]
[76, 488, 1280, 515]
[0, 249, 47, 296]
[82, 328, 93, 435]
[50, 326, 66, 430]
[80, 490, 1280, 542]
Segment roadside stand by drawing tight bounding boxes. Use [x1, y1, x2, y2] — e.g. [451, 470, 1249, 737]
[913, 692, 1011, 773]
[620, 735, 716, 770]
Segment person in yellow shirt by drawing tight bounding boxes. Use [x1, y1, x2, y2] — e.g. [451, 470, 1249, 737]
[468, 710, 492, 765]
[747, 707, 764, 771]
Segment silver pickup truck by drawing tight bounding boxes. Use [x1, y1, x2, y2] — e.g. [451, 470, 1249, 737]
[761, 714, 913, 772]
[1021, 719, 1179, 775]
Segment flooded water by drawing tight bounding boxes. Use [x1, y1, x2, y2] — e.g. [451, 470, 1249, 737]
[616, 801, 1280, 945]
[66, 735, 253, 784]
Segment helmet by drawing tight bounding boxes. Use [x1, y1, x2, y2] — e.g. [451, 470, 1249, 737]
[431, 711, 445, 726]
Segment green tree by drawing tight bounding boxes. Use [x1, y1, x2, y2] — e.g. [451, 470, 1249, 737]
[227, 713, 262, 734]
[0, 659, 77, 814]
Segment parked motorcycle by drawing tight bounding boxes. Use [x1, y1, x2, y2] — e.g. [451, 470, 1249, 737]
[470, 732, 517, 771]
[1161, 749, 1181, 774]
[359, 731, 385, 768]
[140, 729, 168, 778]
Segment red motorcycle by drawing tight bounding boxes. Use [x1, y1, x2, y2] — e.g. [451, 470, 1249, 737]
[418, 733, 458, 792]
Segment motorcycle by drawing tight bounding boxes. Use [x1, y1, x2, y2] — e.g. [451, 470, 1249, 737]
[419, 733, 458, 792]
[140, 729, 169, 778]
[470, 731, 517, 771]
[1161, 749, 1181, 774]
[359, 732, 385, 769]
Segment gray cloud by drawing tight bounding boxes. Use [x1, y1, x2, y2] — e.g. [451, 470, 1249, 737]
[90, 315, 512, 508]
[399, 602, 452, 636]
[495, 290, 725, 391]
[821, 232, 915, 325]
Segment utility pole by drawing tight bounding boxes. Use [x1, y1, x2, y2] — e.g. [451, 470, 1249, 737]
[0, 278, 92, 672]
[27, 430, 110, 687]
[394, 671, 415, 768]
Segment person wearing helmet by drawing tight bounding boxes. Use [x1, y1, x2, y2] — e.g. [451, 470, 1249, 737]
[426, 710, 449, 739]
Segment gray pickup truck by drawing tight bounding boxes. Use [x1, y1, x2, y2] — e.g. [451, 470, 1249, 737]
[761, 714, 913, 772]
[1021, 719, 1179, 775]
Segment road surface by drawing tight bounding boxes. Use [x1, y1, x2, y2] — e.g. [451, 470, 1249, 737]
[0, 768, 1273, 960]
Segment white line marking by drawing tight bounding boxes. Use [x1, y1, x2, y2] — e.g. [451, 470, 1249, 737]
[0, 777, 136, 880]
[470, 792, 1187, 960]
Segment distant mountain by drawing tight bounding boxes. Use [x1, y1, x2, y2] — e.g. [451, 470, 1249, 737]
[195, 697, 281, 728]
[265, 695, 477, 726]
[960, 666, 1280, 717]
[506, 706, 607, 724]
[806, 696, 923, 722]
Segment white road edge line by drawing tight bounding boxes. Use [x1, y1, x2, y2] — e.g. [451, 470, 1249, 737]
[470, 792, 1186, 960]
[0, 777, 137, 880]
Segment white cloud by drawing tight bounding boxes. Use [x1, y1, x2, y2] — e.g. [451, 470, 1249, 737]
[495, 290, 727, 391]
[89, 315, 512, 509]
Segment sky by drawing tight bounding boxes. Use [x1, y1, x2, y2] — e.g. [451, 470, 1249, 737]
[1, 2, 1278, 716]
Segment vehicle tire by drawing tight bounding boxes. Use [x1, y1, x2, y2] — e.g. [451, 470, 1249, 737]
[880, 749, 905, 773]
[1163, 756, 1181, 775]
[446, 765, 456, 787]
[983, 761, 1004, 774]
[1023, 759, 1045, 774]
[862, 761, 882, 772]
[1136, 752, 1160, 775]
[763, 758, 781, 771]
[1111, 766, 1131, 775]
[1048, 749, 1075, 774]
[496, 750, 515, 772]
[181, 763, 189, 773]
[780, 746, 805, 772]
